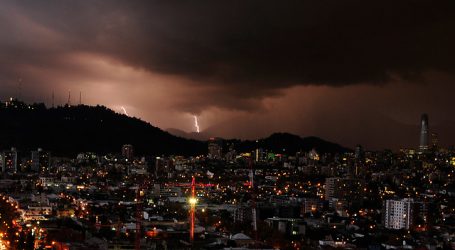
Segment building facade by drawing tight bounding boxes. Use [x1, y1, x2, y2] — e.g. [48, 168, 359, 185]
[383, 198, 413, 230]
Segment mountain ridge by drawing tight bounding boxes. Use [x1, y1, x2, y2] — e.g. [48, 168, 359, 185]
[0, 99, 349, 156]
[166, 128, 350, 154]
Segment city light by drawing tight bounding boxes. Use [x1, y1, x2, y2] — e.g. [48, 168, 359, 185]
[0, 73, 453, 249]
[188, 197, 197, 206]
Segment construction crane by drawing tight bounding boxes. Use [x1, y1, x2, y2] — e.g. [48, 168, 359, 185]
[248, 158, 258, 235]
[135, 188, 142, 250]
[188, 177, 197, 243]
[95, 216, 123, 237]
[165, 181, 214, 188]
[164, 177, 213, 243]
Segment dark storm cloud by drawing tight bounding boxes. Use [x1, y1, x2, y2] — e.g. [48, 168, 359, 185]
[7, 1, 455, 79]
[1, 0, 455, 148]
[1, 0, 454, 112]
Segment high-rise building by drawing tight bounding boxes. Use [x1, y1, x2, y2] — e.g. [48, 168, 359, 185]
[354, 145, 364, 161]
[31, 148, 51, 173]
[208, 137, 223, 159]
[122, 144, 134, 159]
[155, 156, 163, 178]
[383, 198, 413, 230]
[225, 143, 236, 161]
[324, 177, 339, 200]
[419, 114, 429, 152]
[0, 153, 3, 172]
[1, 148, 18, 173]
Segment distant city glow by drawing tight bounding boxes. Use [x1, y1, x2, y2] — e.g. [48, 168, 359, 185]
[193, 115, 200, 133]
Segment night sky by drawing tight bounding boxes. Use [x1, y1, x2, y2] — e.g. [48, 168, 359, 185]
[1, 1, 455, 150]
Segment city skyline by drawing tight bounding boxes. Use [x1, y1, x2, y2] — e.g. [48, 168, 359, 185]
[1, 1, 454, 149]
[0, 2, 454, 248]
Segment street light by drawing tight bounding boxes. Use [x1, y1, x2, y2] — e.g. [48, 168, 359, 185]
[188, 197, 197, 206]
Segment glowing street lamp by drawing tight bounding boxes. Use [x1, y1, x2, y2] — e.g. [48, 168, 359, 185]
[188, 197, 198, 206]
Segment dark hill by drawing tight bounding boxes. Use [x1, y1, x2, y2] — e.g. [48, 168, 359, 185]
[224, 133, 350, 155]
[0, 100, 206, 156]
[0, 100, 349, 157]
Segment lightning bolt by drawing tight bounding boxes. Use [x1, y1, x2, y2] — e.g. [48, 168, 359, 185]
[193, 115, 200, 133]
[121, 106, 129, 116]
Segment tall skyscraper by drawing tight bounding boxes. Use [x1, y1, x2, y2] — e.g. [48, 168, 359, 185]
[419, 114, 429, 151]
